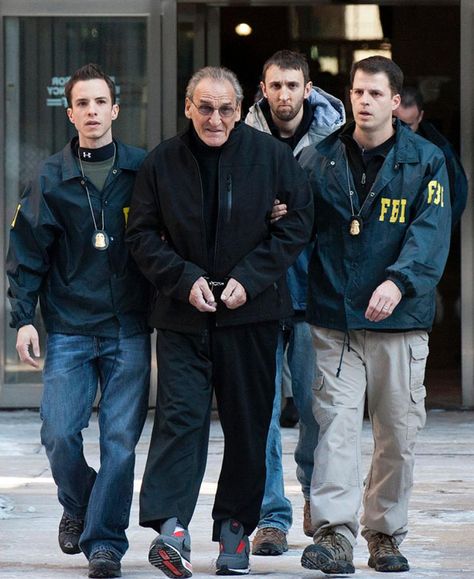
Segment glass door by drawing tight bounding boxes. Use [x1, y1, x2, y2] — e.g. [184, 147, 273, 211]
[4, 17, 147, 390]
[0, 1, 166, 406]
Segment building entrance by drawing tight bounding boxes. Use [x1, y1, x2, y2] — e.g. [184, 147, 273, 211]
[1, 1, 472, 408]
[212, 3, 463, 407]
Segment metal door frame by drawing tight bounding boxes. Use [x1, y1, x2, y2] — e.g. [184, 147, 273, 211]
[0, 0, 171, 405]
[460, 0, 474, 407]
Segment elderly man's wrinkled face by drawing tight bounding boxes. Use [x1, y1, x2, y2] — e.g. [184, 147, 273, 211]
[185, 78, 241, 147]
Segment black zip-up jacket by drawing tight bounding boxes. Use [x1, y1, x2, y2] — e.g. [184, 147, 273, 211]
[126, 122, 314, 334]
[7, 138, 150, 337]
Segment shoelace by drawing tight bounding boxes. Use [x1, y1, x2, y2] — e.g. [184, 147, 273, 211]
[318, 531, 348, 558]
[371, 535, 400, 558]
[62, 517, 83, 534]
[92, 550, 117, 561]
[258, 528, 282, 538]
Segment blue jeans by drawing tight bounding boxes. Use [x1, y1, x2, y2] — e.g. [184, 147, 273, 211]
[40, 332, 150, 560]
[258, 319, 319, 532]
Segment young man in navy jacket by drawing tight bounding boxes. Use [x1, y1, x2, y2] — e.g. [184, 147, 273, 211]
[7, 63, 150, 579]
[299, 56, 451, 575]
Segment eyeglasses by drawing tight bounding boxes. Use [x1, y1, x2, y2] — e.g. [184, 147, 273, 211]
[189, 97, 237, 118]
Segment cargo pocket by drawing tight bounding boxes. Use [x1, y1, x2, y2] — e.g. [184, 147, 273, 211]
[312, 369, 331, 427]
[407, 341, 429, 438]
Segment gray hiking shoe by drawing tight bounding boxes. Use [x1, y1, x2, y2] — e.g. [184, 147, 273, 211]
[252, 527, 288, 556]
[301, 528, 355, 575]
[148, 518, 193, 578]
[216, 519, 250, 575]
[366, 531, 410, 572]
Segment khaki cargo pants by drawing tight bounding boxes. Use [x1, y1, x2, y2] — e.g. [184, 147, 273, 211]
[309, 327, 428, 546]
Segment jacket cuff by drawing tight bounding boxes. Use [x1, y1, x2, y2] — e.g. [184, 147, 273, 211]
[12, 318, 35, 330]
[176, 265, 208, 302]
[228, 270, 253, 299]
[386, 274, 409, 297]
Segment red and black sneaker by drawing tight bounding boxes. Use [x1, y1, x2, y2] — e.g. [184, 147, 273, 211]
[216, 519, 250, 576]
[148, 522, 192, 578]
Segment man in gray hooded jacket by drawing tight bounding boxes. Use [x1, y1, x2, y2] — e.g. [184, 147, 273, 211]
[245, 50, 345, 555]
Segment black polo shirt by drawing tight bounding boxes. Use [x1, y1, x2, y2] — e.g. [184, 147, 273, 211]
[340, 125, 396, 204]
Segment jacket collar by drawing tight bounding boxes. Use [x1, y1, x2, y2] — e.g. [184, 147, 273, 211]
[60, 136, 141, 182]
[321, 118, 421, 166]
[318, 119, 423, 209]
[392, 118, 421, 164]
[306, 87, 346, 132]
[246, 87, 345, 140]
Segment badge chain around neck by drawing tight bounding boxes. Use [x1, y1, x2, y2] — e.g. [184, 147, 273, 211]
[78, 142, 116, 250]
[345, 155, 370, 236]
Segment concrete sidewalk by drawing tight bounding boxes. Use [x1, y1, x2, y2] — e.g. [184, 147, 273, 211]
[0, 409, 473, 578]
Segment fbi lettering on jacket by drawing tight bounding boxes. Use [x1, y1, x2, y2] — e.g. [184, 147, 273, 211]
[378, 198, 407, 223]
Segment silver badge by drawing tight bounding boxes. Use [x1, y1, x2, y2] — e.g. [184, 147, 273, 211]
[92, 230, 109, 250]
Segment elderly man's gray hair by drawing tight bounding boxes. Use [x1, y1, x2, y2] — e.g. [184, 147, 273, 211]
[186, 66, 244, 103]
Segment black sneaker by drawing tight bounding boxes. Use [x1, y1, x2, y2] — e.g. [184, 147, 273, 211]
[148, 518, 193, 578]
[58, 512, 84, 555]
[301, 528, 355, 575]
[216, 519, 250, 575]
[366, 531, 410, 572]
[88, 550, 121, 578]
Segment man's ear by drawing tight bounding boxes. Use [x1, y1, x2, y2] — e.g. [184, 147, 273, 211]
[392, 93, 401, 111]
[111, 104, 119, 120]
[235, 101, 242, 120]
[184, 98, 193, 119]
[260, 81, 267, 99]
[304, 81, 313, 99]
[66, 108, 75, 124]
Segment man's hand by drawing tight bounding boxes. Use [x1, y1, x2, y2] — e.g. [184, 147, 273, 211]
[221, 278, 247, 310]
[270, 199, 288, 223]
[365, 280, 402, 322]
[189, 277, 217, 312]
[16, 325, 41, 368]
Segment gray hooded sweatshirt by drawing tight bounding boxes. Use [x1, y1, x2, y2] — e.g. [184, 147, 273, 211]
[245, 86, 346, 157]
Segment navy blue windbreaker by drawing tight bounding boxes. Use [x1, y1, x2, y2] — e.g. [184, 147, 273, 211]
[417, 120, 468, 229]
[299, 119, 451, 332]
[7, 138, 150, 337]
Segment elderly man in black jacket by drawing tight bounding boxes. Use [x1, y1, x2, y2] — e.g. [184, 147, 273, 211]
[126, 66, 313, 577]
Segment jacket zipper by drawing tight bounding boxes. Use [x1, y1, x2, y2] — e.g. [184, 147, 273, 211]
[225, 174, 233, 223]
[213, 166, 233, 275]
